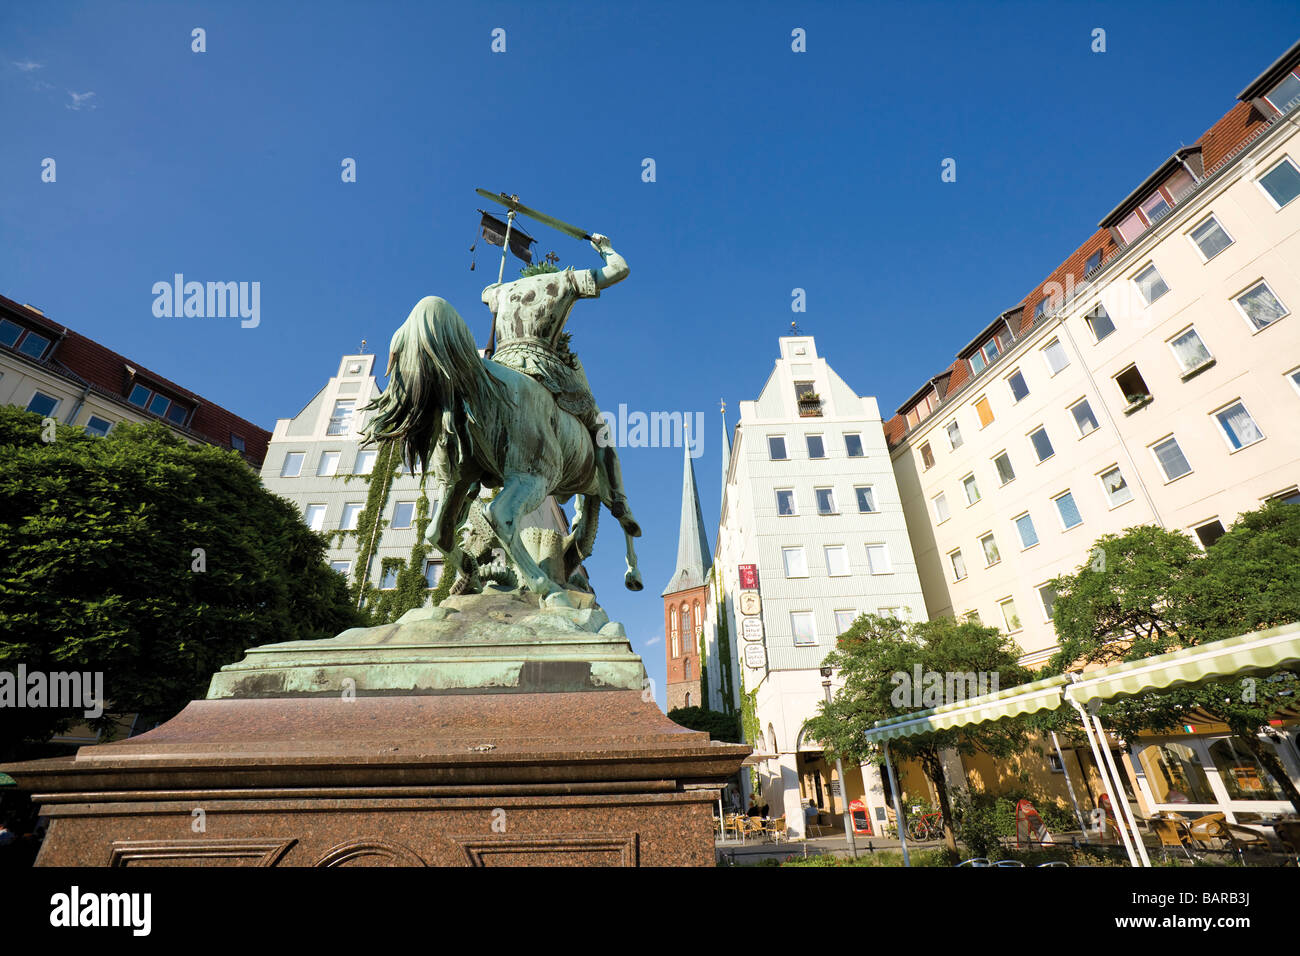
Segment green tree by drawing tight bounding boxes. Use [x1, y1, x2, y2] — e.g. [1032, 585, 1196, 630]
[1046, 502, 1300, 813]
[0, 408, 360, 759]
[804, 614, 1032, 854]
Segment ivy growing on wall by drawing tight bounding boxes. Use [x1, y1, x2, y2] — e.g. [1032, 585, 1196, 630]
[712, 565, 735, 714]
[740, 685, 761, 791]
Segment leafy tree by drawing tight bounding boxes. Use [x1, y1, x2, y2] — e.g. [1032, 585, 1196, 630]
[667, 705, 742, 743]
[1046, 502, 1300, 813]
[0, 407, 360, 759]
[804, 614, 1032, 854]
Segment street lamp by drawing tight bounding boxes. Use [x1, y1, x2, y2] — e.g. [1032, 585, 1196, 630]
[820, 665, 858, 858]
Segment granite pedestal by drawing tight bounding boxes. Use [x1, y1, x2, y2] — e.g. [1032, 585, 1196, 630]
[3, 591, 749, 866]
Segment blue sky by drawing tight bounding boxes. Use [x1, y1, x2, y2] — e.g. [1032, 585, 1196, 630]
[3, 2, 1298, 708]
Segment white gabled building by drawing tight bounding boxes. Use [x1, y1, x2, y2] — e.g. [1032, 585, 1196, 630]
[711, 335, 927, 837]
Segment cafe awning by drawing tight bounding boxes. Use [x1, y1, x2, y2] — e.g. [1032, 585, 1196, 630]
[862, 623, 1300, 743]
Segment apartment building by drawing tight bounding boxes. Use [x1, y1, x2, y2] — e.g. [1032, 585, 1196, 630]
[882, 40, 1300, 824]
[887, 39, 1300, 666]
[0, 293, 269, 464]
[712, 335, 927, 836]
[262, 352, 567, 599]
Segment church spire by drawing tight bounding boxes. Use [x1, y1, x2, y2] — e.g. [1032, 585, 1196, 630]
[662, 421, 712, 596]
[719, 400, 731, 513]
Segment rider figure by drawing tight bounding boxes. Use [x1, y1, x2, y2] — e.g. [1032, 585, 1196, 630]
[481, 234, 639, 535]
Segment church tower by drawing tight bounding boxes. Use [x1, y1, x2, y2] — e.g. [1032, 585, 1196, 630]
[662, 425, 711, 712]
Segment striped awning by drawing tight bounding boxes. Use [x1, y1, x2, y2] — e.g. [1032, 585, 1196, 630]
[862, 623, 1300, 744]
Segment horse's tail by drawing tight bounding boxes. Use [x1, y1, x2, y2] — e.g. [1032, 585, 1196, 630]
[362, 296, 505, 476]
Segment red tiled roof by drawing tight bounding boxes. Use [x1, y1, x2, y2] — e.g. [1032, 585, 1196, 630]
[886, 47, 1293, 451]
[1, 294, 270, 465]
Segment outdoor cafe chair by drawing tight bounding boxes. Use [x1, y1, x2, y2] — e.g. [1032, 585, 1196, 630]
[764, 816, 787, 844]
[1189, 813, 1269, 864]
[1150, 815, 1199, 862]
[1274, 821, 1300, 866]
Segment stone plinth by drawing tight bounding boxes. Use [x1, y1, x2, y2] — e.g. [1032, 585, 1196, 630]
[5, 692, 747, 866]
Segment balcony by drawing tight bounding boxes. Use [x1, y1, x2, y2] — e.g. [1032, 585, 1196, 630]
[797, 393, 823, 417]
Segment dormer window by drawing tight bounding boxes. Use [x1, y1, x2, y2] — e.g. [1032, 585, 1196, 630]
[966, 325, 1013, 376]
[127, 381, 192, 426]
[1115, 167, 1196, 243]
[1084, 249, 1103, 275]
[0, 317, 54, 360]
[1264, 68, 1300, 115]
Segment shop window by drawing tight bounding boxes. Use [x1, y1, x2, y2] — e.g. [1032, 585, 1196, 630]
[1137, 742, 1215, 805]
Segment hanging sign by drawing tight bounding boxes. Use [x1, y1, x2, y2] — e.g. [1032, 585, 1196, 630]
[738, 564, 758, 590]
[744, 644, 766, 669]
[738, 591, 761, 616]
[741, 617, 764, 642]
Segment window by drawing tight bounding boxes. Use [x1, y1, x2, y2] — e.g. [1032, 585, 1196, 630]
[1115, 366, 1151, 406]
[1265, 70, 1300, 114]
[317, 451, 341, 477]
[1258, 156, 1300, 208]
[1053, 491, 1082, 530]
[1139, 189, 1171, 225]
[1029, 426, 1054, 462]
[980, 533, 1000, 567]
[824, 545, 850, 577]
[392, 501, 416, 529]
[791, 612, 817, 646]
[865, 544, 891, 574]
[280, 452, 305, 477]
[782, 546, 808, 578]
[1032, 298, 1051, 322]
[670, 612, 679, 657]
[775, 489, 796, 516]
[1151, 436, 1192, 481]
[969, 350, 987, 376]
[806, 435, 825, 459]
[1085, 306, 1115, 342]
[834, 610, 857, 635]
[147, 393, 171, 417]
[1168, 328, 1213, 374]
[844, 433, 864, 457]
[945, 420, 963, 450]
[16, 329, 52, 359]
[380, 567, 399, 590]
[1188, 216, 1233, 260]
[815, 487, 836, 514]
[933, 492, 950, 523]
[305, 504, 326, 531]
[1234, 280, 1288, 331]
[855, 486, 876, 513]
[1134, 264, 1169, 306]
[1042, 339, 1069, 375]
[949, 549, 967, 581]
[231, 434, 246, 452]
[1007, 370, 1029, 403]
[1013, 512, 1038, 549]
[993, 451, 1015, 485]
[330, 560, 351, 576]
[1194, 520, 1226, 549]
[354, 449, 377, 474]
[974, 396, 994, 428]
[919, 442, 935, 470]
[25, 391, 59, 417]
[0, 318, 21, 347]
[340, 502, 363, 531]
[1084, 249, 1103, 275]
[327, 400, 355, 436]
[424, 559, 443, 588]
[1069, 398, 1099, 436]
[84, 415, 112, 437]
[1100, 466, 1133, 507]
[1288, 368, 1300, 398]
[1270, 488, 1300, 505]
[768, 436, 787, 460]
[1027, 586, 1054, 625]
[165, 403, 189, 426]
[128, 384, 151, 407]
[1213, 401, 1264, 451]
[998, 597, 1021, 633]
[962, 473, 981, 505]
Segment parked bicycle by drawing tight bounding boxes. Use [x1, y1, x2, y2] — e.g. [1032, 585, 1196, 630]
[906, 810, 945, 841]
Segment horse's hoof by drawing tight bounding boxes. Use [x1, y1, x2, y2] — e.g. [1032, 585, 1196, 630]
[624, 569, 644, 592]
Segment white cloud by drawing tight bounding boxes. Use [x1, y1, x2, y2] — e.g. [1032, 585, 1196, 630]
[643, 635, 663, 646]
[66, 90, 97, 111]
[13, 60, 43, 72]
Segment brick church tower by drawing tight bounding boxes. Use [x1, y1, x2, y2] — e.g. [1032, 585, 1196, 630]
[661, 427, 711, 712]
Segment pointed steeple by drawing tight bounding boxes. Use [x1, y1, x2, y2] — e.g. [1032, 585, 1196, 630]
[719, 400, 731, 513]
[662, 421, 712, 597]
